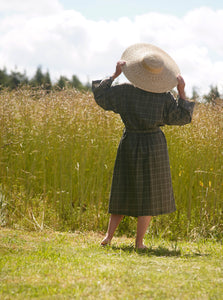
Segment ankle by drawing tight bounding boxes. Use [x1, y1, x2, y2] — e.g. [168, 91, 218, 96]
[135, 239, 143, 249]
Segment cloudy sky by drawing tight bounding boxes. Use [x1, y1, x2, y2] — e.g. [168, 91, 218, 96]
[0, 0, 223, 96]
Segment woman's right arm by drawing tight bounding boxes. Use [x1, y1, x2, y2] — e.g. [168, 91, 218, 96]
[92, 61, 126, 112]
[177, 75, 186, 100]
[164, 76, 195, 125]
[92, 77, 117, 111]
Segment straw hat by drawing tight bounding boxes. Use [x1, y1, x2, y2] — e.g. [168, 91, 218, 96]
[121, 43, 180, 93]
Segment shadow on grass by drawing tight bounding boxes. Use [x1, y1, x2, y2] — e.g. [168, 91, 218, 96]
[110, 245, 210, 258]
[111, 245, 181, 257]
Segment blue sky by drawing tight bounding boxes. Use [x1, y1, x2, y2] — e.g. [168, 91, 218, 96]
[60, 0, 223, 20]
[0, 0, 223, 96]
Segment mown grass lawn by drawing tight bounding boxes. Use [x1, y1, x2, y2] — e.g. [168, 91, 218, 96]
[0, 228, 222, 299]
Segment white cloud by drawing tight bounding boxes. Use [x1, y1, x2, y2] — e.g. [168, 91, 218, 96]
[0, 0, 62, 15]
[184, 7, 223, 56]
[0, 3, 223, 96]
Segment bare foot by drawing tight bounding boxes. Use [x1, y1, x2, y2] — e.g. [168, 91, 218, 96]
[101, 237, 111, 246]
[135, 244, 148, 250]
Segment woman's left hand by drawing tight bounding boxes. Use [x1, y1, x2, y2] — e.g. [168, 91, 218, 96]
[112, 60, 126, 80]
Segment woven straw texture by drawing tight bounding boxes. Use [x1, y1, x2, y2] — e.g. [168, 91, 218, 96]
[121, 43, 180, 93]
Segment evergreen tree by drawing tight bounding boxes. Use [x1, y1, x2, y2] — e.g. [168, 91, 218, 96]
[43, 71, 52, 91]
[71, 75, 84, 90]
[203, 85, 220, 104]
[0, 68, 8, 89]
[8, 70, 28, 89]
[30, 66, 52, 90]
[56, 76, 70, 90]
[31, 66, 45, 87]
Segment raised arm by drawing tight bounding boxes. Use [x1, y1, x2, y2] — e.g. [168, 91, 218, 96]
[111, 60, 126, 81]
[177, 75, 186, 100]
[91, 61, 126, 112]
[164, 75, 195, 125]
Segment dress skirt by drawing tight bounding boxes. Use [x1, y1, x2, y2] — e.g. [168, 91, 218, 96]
[108, 128, 176, 217]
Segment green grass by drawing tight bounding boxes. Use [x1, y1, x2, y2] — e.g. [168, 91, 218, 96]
[0, 88, 222, 239]
[0, 229, 222, 299]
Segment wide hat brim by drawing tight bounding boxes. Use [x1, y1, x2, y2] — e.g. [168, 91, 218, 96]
[121, 43, 180, 93]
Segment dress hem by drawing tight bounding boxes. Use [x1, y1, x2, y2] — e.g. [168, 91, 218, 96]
[108, 208, 176, 217]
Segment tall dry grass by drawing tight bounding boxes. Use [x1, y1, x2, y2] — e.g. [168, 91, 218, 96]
[0, 88, 222, 240]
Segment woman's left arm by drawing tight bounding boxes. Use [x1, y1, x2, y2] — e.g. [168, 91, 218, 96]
[164, 76, 195, 125]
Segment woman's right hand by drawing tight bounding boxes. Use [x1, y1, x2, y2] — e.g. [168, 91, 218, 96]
[177, 75, 186, 100]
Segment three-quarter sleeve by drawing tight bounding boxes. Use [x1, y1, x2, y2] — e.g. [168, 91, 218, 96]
[164, 93, 195, 125]
[92, 78, 124, 113]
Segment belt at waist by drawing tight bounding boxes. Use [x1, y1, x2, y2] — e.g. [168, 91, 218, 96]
[125, 127, 160, 133]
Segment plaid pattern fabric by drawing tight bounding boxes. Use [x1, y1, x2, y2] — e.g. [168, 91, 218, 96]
[92, 78, 195, 216]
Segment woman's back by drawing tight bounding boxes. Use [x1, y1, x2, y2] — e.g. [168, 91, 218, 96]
[92, 79, 194, 130]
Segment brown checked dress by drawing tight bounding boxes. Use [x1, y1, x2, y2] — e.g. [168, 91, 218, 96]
[92, 77, 195, 217]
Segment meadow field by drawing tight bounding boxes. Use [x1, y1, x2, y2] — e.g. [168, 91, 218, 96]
[0, 87, 222, 240]
[0, 229, 222, 299]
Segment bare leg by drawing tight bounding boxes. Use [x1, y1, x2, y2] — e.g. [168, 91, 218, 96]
[135, 216, 152, 249]
[101, 214, 124, 245]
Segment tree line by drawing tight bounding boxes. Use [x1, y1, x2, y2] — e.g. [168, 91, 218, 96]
[0, 66, 91, 91]
[191, 85, 222, 105]
[0, 66, 222, 104]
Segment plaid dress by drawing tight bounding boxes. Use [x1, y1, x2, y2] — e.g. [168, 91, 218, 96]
[92, 77, 195, 217]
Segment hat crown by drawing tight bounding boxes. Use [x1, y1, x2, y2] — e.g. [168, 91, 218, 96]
[121, 43, 180, 92]
[141, 54, 164, 74]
